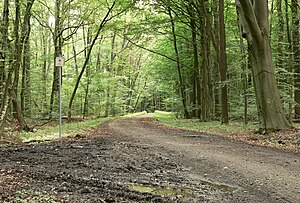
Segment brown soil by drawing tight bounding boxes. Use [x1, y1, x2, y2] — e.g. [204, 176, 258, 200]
[1, 117, 299, 202]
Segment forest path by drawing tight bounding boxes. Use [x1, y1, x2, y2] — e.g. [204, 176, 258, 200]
[0, 117, 299, 202]
[109, 117, 300, 202]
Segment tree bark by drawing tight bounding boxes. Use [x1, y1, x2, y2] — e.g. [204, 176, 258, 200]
[83, 27, 92, 118]
[291, 0, 300, 118]
[10, 0, 33, 131]
[237, 8, 248, 125]
[0, 0, 9, 108]
[284, 0, 294, 122]
[189, 5, 199, 118]
[219, 0, 229, 124]
[49, 0, 63, 119]
[168, 8, 190, 119]
[236, 0, 291, 132]
[68, 1, 116, 119]
[20, 0, 34, 117]
[198, 2, 212, 121]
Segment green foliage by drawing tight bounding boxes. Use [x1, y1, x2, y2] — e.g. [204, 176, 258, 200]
[19, 118, 110, 142]
[152, 110, 178, 119]
[122, 111, 147, 118]
[152, 110, 257, 134]
[1, 0, 297, 133]
[156, 116, 257, 135]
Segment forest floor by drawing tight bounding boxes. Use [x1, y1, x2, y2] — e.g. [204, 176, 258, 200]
[0, 116, 299, 202]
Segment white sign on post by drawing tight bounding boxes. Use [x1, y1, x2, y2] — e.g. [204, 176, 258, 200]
[55, 56, 64, 139]
[55, 56, 65, 67]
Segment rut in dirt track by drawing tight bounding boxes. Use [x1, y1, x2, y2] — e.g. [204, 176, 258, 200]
[0, 117, 299, 203]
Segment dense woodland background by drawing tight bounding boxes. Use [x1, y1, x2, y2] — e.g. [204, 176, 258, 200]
[0, 0, 299, 134]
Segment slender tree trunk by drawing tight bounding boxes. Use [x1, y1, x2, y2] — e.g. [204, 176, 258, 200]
[237, 9, 248, 124]
[190, 6, 199, 118]
[20, 0, 34, 117]
[68, 2, 116, 119]
[0, 0, 9, 109]
[10, 0, 33, 131]
[199, 2, 211, 121]
[237, 11, 249, 125]
[285, 0, 294, 121]
[276, 0, 284, 70]
[105, 32, 116, 117]
[49, 0, 63, 119]
[291, 0, 300, 118]
[0, 63, 14, 135]
[237, 0, 291, 132]
[83, 27, 92, 118]
[21, 33, 31, 117]
[72, 35, 79, 75]
[219, 0, 229, 124]
[105, 32, 117, 116]
[168, 8, 190, 118]
[12, 0, 21, 118]
[42, 32, 48, 114]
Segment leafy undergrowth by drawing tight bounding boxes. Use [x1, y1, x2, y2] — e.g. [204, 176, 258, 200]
[121, 111, 148, 118]
[153, 111, 300, 153]
[0, 111, 148, 145]
[0, 117, 111, 145]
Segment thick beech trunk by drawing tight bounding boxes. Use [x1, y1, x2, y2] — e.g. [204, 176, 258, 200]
[237, 0, 291, 132]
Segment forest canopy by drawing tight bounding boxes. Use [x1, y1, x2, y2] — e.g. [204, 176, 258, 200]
[0, 0, 299, 133]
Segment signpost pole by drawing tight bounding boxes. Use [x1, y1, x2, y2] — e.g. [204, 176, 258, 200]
[56, 56, 64, 139]
[59, 65, 62, 139]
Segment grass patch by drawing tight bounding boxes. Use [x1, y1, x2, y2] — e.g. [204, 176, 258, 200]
[157, 119, 257, 135]
[18, 117, 111, 143]
[152, 111, 177, 119]
[152, 111, 257, 135]
[122, 111, 147, 118]
[152, 111, 300, 152]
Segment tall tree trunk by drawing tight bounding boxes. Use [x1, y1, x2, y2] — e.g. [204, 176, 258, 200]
[199, 2, 212, 121]
[219, 0, 229, 124]
[211, 0, 221, 120]
[49, 0, 63, 119]
[236, 0, 291, 132]
[0, 0, 9, 109]
[237, 8, 248, 124]
[21, 32, 31, 117]
[276, 0, 284, 70]
[42, 32, 48, 114]
[68, 2, 116, 119]
[83, 27, 92, 118]
[105, 32, 116, 117]
[20, 0, 34, 117]
[10, 0, 33, 131]
[189, 5, 199, 118]
[12, 0, 21, 116]
[168, 8, 190, 119]
[291, 0, 300, 118]
[285, 0, 294, 121]
[72, 35, 79, 75]
[0, 63, 14, 135]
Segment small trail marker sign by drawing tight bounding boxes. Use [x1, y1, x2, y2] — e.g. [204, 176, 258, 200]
[55, 56, 64, 139]
[55, 56, 65, 67]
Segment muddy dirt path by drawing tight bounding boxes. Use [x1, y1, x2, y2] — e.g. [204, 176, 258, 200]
[0, 117, 299, 202]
